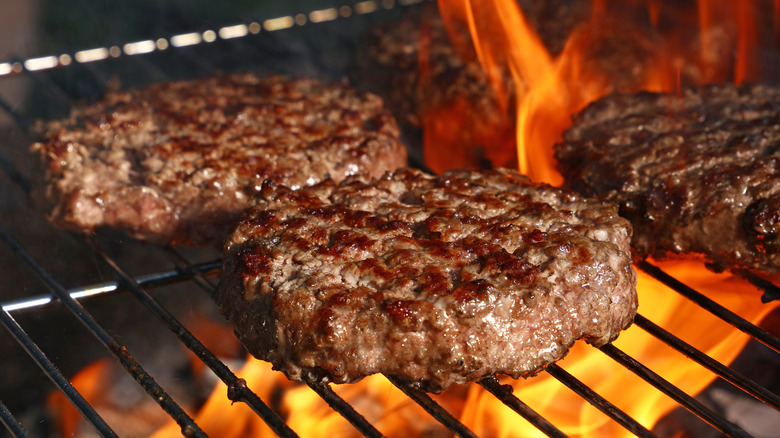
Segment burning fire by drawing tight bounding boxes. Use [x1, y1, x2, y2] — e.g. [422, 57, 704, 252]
[51, 1, 780, 437]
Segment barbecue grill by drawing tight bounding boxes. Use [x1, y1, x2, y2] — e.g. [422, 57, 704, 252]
[1, 1, 779, 437]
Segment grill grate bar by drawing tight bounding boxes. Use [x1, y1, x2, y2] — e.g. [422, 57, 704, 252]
[16, 59, 74, 113]
[0, 399, 29, 438]
[0, 226, 207, 437]
[162, 245, 383, 438]
[0, 93, 30, 129]
[0, 227, 121, 438]
[599, 343, 751, 438]
[162, 247, 219, 294]
[301, 373, 385, 438]
[545, 364, 658, 438]
[637, 260, 780, 354]
[385, 374, 478, 438]
[733, 269, 780, 303]
[478, 375, 567, 438]
[0, 306, 115, 438]
[1, 259, 220, 313]
[85, 238, 298, 438]
[635, 313, 780, 410]
[0, 150, 30, 194]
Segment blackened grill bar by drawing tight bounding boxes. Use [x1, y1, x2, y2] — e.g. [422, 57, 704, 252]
[0, 399, 27, 438]
[0, 2, 779, 437]
[637, 260, 780, 354]
[1, 259, 220, 313]
[599, 344, 751, 438]
[544, 364, 657, 438]
[477, 375, 568, 438]
[0, 225, 207, 438]
[632, 314, 780, 411]
[84, 238, 298, 438]
[0, 278, 115, 438]
[385, 374, 479, 438]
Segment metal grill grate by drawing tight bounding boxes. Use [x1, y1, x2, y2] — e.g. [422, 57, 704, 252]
[1, 2, 779, 437]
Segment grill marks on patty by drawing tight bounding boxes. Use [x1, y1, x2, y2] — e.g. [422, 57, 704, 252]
[555, 82, 780, 274]
[216, 168, 637, 392]
[30, 73, 407, 246]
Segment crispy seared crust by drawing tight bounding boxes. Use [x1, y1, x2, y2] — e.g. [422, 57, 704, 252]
[216, 168, 637, 392]
[30, 73, 407, 246]
[555, 82, 780, 273]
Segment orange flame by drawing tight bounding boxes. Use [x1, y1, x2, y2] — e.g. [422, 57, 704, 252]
[54, 1, 780, 436]
[459, 261, 778, 437]
[136, 263, 777, 438]
[428, 0, 773, 183]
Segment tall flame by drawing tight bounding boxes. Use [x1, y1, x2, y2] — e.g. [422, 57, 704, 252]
[52, 1, 780, 436]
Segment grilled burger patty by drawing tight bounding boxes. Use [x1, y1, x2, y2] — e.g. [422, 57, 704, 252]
[30, 73, 407, 246]
[216, 168, 637, 392]
[555, 82, 780, 273]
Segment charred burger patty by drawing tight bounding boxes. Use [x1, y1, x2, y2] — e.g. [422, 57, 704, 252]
[31, 73, 407, 246]
[555, 82, 780, 273]
[216, 168, 637, 392]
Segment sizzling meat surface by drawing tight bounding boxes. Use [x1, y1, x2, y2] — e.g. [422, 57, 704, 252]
[555, 82, 780, 273]
[216, 168, 637, 392]
[30, 73, 407, 246]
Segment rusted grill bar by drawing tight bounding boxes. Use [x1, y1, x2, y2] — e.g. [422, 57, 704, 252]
[301, 373, 385, 438]
[0, 228, 206, 437]
[599, 343, 751, 438]
[85, 238, 298, 438]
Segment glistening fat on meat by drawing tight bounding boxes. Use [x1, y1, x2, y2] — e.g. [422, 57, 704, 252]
[555, 82, 780, 274]
[216, 168, 638, 392]
[30, 73, 408, 247]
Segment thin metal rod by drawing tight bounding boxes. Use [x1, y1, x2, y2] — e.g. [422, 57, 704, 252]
[0, 226, 206, 438]
[0, 149, 31, 193]
[162, 245, 385, 437]
[0, 397, 29, 438]
[0, 306, 116, 437]
[162, 247, 218, 295]
[634, 313, 780, 410]
[385, 375, 478, 438]
[478, 375, 567, 438]
[599, 344, 751, 438]
[1, 260, 220, 313]
[86, 238, 298, 438]
[638, 260, 780, 354]
[18, 60, 74, 113]
[301, 373, 385, 438]
[545, 364, 657, 438]
[0, 93, 31, 128]
[733, 268, 780, 303]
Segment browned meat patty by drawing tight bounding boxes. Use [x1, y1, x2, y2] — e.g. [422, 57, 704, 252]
[555, 82, 780, 274]
[30, 73, 407, 246]
[216, 168, 637, 392]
